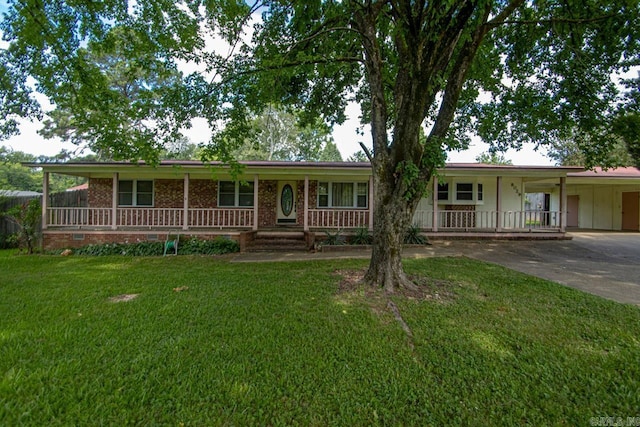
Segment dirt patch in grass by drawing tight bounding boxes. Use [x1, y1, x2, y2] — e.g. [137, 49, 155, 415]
[335, 268, 457, 302]
[108, 294, 140, 303]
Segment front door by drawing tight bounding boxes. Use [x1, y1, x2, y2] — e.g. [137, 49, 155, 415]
[622, 191, 639, 231]
[277, 181, 297, 224]
[567, 195, 579, 228]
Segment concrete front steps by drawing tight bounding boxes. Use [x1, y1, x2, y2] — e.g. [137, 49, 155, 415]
[245, 230, 309, 252]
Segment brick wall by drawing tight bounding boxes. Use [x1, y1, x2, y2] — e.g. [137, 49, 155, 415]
[83, 178, 325, 228]
[258, 180, 277, 227]
[88, 178, 113, 208]
[154, 179, 183, 208]
[87, 178, 218, 209]
[189, 180, 217, 208]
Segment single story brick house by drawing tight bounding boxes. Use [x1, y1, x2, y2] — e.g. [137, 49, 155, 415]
[31, 160, 591, 251]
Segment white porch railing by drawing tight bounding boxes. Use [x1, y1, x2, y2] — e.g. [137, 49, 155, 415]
[46, 207, 253, 229]
[48, 207, 112, 227]
[46, 207, 559, 232]
[118, 208, 184, 228]
[412, 210, 560, 230]
[308, 209, 369, 229]
[188, 208, 253, 228]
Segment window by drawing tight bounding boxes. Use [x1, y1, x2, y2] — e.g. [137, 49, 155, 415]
[437, 183, 449, 201]
[456, 183, 474, 201]
[477, 183, 483, 201]
[218, 181, 254, 207]
[118, 180, 153, 206]
[318, 182, 368, 208]
[357, 182, 368, 208]
[318, 182, 329, 207]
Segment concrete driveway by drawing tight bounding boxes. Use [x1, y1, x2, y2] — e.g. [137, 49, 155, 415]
[416, 232, 640, 306]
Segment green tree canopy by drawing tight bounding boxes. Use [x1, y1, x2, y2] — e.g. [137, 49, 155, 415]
[1, 1, 638, 289]
[475, 152, 513, 165]
[233, 108, 342, 162]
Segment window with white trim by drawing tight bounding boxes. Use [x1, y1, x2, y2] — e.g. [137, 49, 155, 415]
[118, 180, 153, 206]
[436, 180, 484, 204]
[437, 183, 449, 201]
[318, 181, 368, 208]
[218, 181, 254, 207]
[456, 183, 474, 201]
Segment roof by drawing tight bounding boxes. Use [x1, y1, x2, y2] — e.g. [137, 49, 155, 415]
[567, 166, 640, 178]
[0, 190, 42, 198]
[66, 183, 89, 191]
[24, 160, 581, 178]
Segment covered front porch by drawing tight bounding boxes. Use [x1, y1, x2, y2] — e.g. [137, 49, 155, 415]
[35, 161, 578, 250]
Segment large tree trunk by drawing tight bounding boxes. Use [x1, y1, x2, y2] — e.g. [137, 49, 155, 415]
[364, 170, 422, 293]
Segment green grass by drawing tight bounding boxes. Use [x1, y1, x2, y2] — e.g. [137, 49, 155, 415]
[1, 251, 639, 425]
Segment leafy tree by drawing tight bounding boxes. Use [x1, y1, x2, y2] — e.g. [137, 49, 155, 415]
[318, 140, 343, 162]
[546, 135, 633, 167]
[1, 1, 638, 290]
[234, 108, 340, 161]
[475, 152, 513, 165]
[1, 198, 42, 254]
[613, 74, 640, 168]
[0, 146, 89, 193]
[0, 147, 40, 191]
[160, 137, 202, 161]
[347, 151, 370, 163]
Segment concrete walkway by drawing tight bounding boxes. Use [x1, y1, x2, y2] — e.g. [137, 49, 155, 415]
[232, 231, 640, 306]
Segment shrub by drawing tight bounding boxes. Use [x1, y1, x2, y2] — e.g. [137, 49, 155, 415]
[350, 226, 372, 245]
[179, 236, 240, 255]
[404, 224, 428, 245]
[67, 237, 239, 257]
[323, 229, 345, 245]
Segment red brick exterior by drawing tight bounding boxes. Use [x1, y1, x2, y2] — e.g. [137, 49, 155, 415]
[189, 180, 217, 208]
[88, 178, 113, 208]
[154, 179, 183, 208]
[44, 177, 361, 250]
[257, 180, 277, 227]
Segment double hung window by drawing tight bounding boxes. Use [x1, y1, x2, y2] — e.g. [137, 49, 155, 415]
[318, 182, 368, 208]
[218, 181, 254, 207]
[118, 180, 153, 206]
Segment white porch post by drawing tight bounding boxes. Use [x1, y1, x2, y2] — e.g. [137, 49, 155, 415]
[560, 176, 567, 232]
[183, 173, 190, 231]
[368, 174, 374, 231]
[496, 176, 502, 231]
[253, 174, 259, 231]
[303, 175, 309, 231]
[111, 173, 118, 230]
[42, 171, 49, 230]
[432, 176, 438, 232]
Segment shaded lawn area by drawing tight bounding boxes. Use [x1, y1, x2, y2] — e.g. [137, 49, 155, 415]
[0, 251, 638, 425]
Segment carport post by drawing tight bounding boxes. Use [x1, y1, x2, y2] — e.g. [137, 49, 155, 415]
[432, 176, 438, 232]
[496, 176, 502, 231]
[560, 177, 567, 232]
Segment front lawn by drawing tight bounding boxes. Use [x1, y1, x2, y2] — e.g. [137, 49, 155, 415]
[1, 251, 638, 425]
